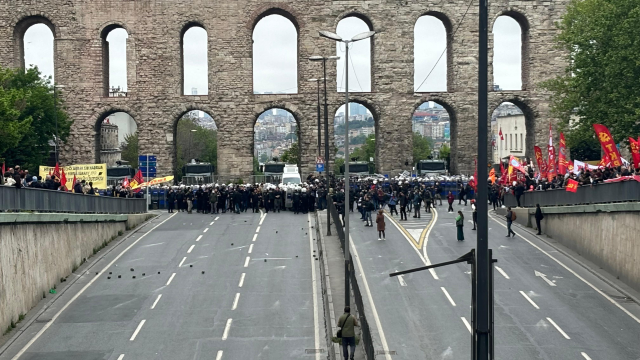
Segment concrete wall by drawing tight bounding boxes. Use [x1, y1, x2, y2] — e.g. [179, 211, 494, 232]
[0, 213, 154, 333]
[498, 204, 640, 293]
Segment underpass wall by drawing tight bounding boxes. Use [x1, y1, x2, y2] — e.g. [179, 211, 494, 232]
[0, 213, 154, 334]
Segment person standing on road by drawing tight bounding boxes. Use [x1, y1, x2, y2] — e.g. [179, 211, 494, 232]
[456, 211, 465, 241]
[506, 206, 516, 237]
[412, 190, 422, 218]
[388, 193, 398, 216]
[167, 188, 175, 213]
[471, 200, 477, 230]
[535, 203, 544, 235]
[186, 188, 194, 214]
[364, 196, 374, 227]
[399, 191, 408, 221]
[376, 209, 386, 240]
[338, 306, 359, 360]
[447, 191, 455, 213]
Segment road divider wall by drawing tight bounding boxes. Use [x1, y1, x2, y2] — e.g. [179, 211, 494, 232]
[0, 213, 155, 334]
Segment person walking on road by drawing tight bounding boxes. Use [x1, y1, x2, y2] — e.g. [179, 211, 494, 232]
[412, 190, 422, 218]
[535, 203, 544, 235]
[388, 193, 398, 216]
[338, 306, 359, 360]
[447, 191, 455, 213]
[506, 206, 516, 237]
[456, 211, 465, 241]
[399, 192, 408, 221]
[471, 200, 477, 230]
[364, 196, 374, 227]
[376, 209, 386, 240]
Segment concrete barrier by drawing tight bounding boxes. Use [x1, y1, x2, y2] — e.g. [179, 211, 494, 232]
[0, 213, 155, 334]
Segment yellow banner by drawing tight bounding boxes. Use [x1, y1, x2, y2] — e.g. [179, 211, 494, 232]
[39, 164, 107, 190]
[131, 176, 174, 190]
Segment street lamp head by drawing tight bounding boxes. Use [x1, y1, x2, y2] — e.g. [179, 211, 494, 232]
[191, 129, 197, 132]
[308, 78, 319, 82]
[328, 56, 341, 60]
[308, 56, 324, 61]
[319, 30, 343, 42]
[351, 30, 376, 42]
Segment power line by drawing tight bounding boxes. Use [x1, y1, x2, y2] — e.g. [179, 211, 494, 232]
[415, 0, 474, 92]
[348, 43, 364, 92]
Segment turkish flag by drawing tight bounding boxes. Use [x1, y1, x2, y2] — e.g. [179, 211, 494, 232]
[60, 169, 67, 191]
[53, 163, 61, 179]
[566, 178, 578, 193]
[499, 128, 504, 141]
[122, 177, 130, 188]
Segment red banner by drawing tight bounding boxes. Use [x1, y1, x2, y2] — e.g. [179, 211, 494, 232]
[558, 133, 568, 175]
[593, 124, 623, 167]
[508, 155, 527, 175]
[629, 137, 640, 169]
[533, 146, 547, 178]
[547, 124, 556, 181]
[566, 178, 578, 192]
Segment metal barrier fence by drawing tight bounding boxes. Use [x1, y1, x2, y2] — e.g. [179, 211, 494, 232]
[0, 186, 147, 214]
[328, 201, 375, 360]
[504, 180, 640, 208]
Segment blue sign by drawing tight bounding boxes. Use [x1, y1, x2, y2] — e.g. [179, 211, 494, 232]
[316, 163, 325, 172]
[138, 155, 157, 162]
[139, 166, 157, 175]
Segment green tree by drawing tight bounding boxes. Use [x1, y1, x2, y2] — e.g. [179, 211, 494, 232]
[350, 134, 367, 145]
[439, 144, 451, 170]
[175, 116, 217, 179]
[0, 66, 72, 170]
[350, 134, 375, 162]
[259, 153, 269, 163]
[253, 157, 263, 175]
[280, 142, 300, 165]
[412, 132, 433, 162]
[334, 157, 345, 174]
[120, 133, 139, 167]
[542, 0, 640, 151]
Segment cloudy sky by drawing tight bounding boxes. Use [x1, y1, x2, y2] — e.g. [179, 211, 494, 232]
[24, 14, 521, 98]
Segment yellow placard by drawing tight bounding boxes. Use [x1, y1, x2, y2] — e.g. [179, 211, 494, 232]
[39, 164, 107, 190]
[131, 176, 174, 190]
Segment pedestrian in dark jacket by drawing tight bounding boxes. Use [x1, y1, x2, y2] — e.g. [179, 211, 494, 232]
[376, 209, 386, 240]
[506, 207, 516, 237]
[167, 189, 176, 213]
[535, 203, 544, 235]
[447, 191, 455, 213]
[399, 192, 408, 221]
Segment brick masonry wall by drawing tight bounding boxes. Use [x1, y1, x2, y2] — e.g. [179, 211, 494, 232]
[0, 0, 568, 177]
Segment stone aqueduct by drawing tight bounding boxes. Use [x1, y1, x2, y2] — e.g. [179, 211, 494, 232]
[0, 0, 567, 177]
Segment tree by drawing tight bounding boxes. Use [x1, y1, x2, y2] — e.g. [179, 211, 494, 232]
[334, 157, 345, 174]
[0, 66, 72, 171]
[259, 153, 269, 163]
[439, 144, 451, 170]
[285, 133, 298, 141]
[120, 133, 139, 167]
[412, 132, 433, 162]
[542, 0, 640, 152]
[280, 142, 300, 165]
[175, 115, 217, 179]
[350, 134, 375, 162]
[350, 134, 367, 145]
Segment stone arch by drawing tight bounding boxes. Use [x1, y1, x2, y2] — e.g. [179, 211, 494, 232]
[335, 12, 375, 93]
[249, 6, 301, 32]
[100, 23, 130, 97]
[491, 9, 530, 90]
[489, 97, 536, 159]
[91, 107, 139, 165]
[172, 106, 219, 176]
[180, 22, 208, 96]
[410, 97, 459, 172]
[252, 102, 304, 171]
[331, 97, 380, 172]
[13, 14, 57, 70]
[414, 11, 454, 92]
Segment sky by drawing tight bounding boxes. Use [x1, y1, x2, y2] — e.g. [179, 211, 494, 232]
[23, 14, 522, 100]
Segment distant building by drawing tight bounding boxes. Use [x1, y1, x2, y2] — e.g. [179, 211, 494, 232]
[100, 119, 121, 167]
[191, 87, 198, 95]
[492, 114, 526, 163]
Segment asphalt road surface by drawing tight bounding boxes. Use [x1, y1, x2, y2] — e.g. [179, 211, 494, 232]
[347, 203, 640, 360]
[0, 210, 323, 360]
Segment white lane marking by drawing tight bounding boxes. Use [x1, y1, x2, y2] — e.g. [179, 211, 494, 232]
[9, 213, 177, 360]
[441, 287, 457, 306]
[238, 273, 245, 287]
[519, 291, 540, 309]
[255, 226, 260, 233]
[178, 257, 187, 267]
[308, 213, 320, 360]
[215, 351, 223, 360]
[495, 266, 510, 279]
[489, 212, 640, 324]
[210, 221, 214, 226]
[259, 214, 266, 225]
[187, 245, 195, 254]
[117, 355, 125, 360]
[252, 234, 258, 242]
[232, 293, 240, 310]
[222, 318, 232, 340]
[215, 216, 220, 220]
[397, 275, 407, 286]
[151, 294, 162, 309]
[248, 244, 254, 254]
[349, 235, 393, 360]
[423, 208, 440, 279]
[581, 352, 592, 360]
[546, 317, 570, 339]
[244, 256, 250, 267]
[203, 228, 208, 233]
[386, 212, 438, 280]
[130, 319, 146, 341]
[196, 235, 203, 242]
[166, 273, 176, 286]
[534, 270, 557, 287]
[461, 317, 472, 333]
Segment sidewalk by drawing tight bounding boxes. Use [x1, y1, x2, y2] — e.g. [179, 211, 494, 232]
[316, 210, 366, 360]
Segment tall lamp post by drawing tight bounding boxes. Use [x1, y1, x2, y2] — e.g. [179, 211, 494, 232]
[319, 29, 375, 308]
[309, 55, 339, 237]
[53, 84, 66, 165]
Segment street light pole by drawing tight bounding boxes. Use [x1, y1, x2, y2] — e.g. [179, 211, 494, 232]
[319, 29, 375, 309]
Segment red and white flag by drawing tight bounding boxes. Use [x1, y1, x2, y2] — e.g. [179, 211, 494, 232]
[547, 123, 556, 181]
[499, 128, 504, 141]
[122, 177, 130, 188]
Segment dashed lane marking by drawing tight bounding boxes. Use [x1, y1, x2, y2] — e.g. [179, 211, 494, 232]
[252, 234, 258, 242]
[255, 226, 260, 233]
[461, 317, 472, 333]
[222, 319, 233, 340]
[397, 275, 407, 286]
[196, 235, 203, 242]
[519, 291, 540, 309]
[210, 221, 214, 225]
[441, 287, 457, 306]
[151, 294, 162, 309]
[232, 293, 240, 310]
[117, 355, 125, 360]
[547, 317, 570, 339]
[178, 257, 187, 267]
[187, 245, 195, 254]
[130, 320, 146, 341]
[581, 352, 592, 360]
[203, 228, 209, 233]
[495, 266, 510, 279]
[244, 257, 250, 268]
[215, 351, 223, 360]
[166, 273, 176, 286]
[248, 244, 254, 254]
[238, 273, 245, 287]
[215, 217, 220, 220]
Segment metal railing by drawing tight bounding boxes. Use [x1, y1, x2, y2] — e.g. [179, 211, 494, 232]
[504, 180, 640, 208]
[328, 201, 375, 360]
[0, 186, 147, 214]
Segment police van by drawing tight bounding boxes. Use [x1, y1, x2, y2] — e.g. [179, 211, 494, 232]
[281, 164, 301, 185]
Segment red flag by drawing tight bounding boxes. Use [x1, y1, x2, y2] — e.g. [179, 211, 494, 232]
[547, 123, 556, 181]
[60, 168, 67, 191]
[53, 163, 60, 179]
[472, 158, 478, 191]
[130, 169, 144, 193]
[629, 137, 640, 169]
[593, 124, 623, 168]
[566, 178, 578, 193]
[558, 133, 567, 175]
[72, 174, 77, 192]
[122, 177, 130, 188]
[499, 128, 504, 141]
[534, 146, 547, 178]
[508, 155, 527, 175]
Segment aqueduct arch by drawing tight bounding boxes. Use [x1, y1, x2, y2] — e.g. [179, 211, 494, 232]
[0, 1, 568, 177]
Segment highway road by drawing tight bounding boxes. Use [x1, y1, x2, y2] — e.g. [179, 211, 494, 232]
[0, 210, 324, 360]
[347, 203, 640, 360]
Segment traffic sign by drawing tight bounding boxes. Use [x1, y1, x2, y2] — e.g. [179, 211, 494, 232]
[316, 156, 324, 165]
[316, 163, 325, 172]
[138, 155, 157, 162]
